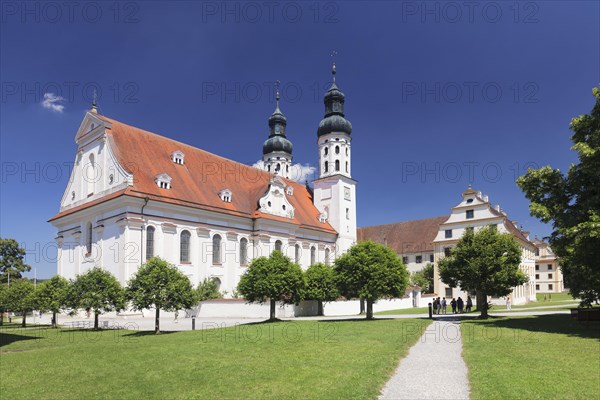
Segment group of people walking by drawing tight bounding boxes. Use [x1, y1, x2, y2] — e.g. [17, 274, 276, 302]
[431, 295, 473, 314]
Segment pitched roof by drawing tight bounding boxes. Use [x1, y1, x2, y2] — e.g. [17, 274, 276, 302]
[50, 114, 336, 234]
[357, 216, 448, 254]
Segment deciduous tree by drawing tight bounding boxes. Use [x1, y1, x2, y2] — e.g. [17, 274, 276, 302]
[334, 241, 409, 320]
[518, 86, 600, 306]
[34, 275, 70, 328]
[0, 238, 31, 283]
[237, 251, 305, 321]
[410, 263, 434, 293]
[5, 279, 36, 327]
[126, 257, 196, 334]
[439, 226, 526, 319]
[304, 263, 339, 316]
[69, 267, 125, 329]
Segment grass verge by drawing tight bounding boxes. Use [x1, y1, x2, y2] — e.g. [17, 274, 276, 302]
[461, 315, 600, 400]
[1, 318, 429, 399]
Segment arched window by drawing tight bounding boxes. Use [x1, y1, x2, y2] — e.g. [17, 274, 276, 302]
[346, 161, 349, 173]
[286, 165, 289, 173]
[295, 244, 301, 264]
[268, 164, 271, 172]
[324, 147, 328, 156]
[325, 248, 331, 265]
[276, 163, 281, 171]
[212, 234, 222, 264]
[146, 226, 155, 260]
[180, 230, 191, 263]
[346, 147, 349, 156]
[324, 161, 329, 173]
[310, 246, 316, 265]
[335, 145, 340, 154]
[335, 160, 340, 171]
[85, 222, 93, 255]
[275, 240, 282, 252]
[212, 277, 221, 291]
[240, 238, 248, 265]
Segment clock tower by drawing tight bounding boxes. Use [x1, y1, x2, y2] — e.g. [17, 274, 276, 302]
[262, 83, 293, 179]
[313, 64, 357, 256]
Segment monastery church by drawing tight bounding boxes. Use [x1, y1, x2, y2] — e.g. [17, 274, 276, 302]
[50, 66, 356, 296]
[50, 65, 547, 306]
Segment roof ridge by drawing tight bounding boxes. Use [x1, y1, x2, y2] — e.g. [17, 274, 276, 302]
[358, 215, 448, 230]
[98, 114, 276, 180]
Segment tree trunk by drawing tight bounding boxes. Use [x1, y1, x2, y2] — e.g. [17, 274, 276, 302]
[478, 291, 489, 319]
[21, 311, 26, 327]
[94, 311, 99, 329]
[317, 301, 324, 316]
[155, 307, 160, 334]
[0, 313, 3, 326]
[366, 300, 374, 320]
[269, 299, 276, 321]
[52, 311, 57, 328]
[360, 299, 365, 314]
[476, 291, 486, 311]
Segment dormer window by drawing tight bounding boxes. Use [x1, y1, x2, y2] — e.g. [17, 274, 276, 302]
[171, 151, 185, 165]
[155, 173, 172, 189]
[219, 189, 232, 203]
[286, 186, 294, 196]
[319, 212, 327, 223]
[466, 198, 474, 203]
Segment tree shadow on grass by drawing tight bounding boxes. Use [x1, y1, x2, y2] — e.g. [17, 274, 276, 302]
[123, 330, 178, 337]
[467, 314, 600, 341]
[0, 332, 42, 347]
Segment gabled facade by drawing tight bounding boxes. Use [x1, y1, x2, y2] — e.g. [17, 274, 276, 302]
[433, 187, 536, 305]
[50, 71, 357, 296]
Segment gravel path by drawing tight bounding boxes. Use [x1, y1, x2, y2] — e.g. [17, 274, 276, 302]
[379, 318, 470, 400]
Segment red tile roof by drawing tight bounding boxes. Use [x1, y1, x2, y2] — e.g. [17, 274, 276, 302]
[357, 216, 448, 254]
[50, 114, 336, 234]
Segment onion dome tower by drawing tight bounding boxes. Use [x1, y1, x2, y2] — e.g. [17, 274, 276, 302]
[262, 82, 293, 179]
[313, 61, 357, 256]
[317, 63, 352, 179]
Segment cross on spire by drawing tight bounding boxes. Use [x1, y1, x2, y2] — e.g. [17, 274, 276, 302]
[330, 50, 338, 82]
[275, 80, 281, 108]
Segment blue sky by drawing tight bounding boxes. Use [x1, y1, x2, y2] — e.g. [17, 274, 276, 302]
[1, 1, 599, 278]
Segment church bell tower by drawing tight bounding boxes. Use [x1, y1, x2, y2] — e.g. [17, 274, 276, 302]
[313, 63, 357, 256]
[262, 82, 293, 179]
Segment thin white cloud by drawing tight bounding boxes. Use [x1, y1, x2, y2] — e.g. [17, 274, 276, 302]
[252, 160, 317, 183]
[41, 92, 65, 113]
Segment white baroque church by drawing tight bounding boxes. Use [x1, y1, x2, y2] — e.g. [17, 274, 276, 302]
[50, 66, 357, 295]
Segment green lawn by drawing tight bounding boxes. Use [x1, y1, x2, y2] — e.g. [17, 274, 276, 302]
[535, 292, 577, 302]
[461, 315, 600, 400]
[375, 306, 430, 315]
[1, 318, 429, 399]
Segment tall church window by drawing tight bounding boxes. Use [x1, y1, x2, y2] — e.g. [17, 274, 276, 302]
[346, 162, 349, 173]
[180, 230, 191, 263]
[324, 248, 330, 265]
[240, 238, 248, 265]
[295, 244, 300, 264]
[275, 240, 282, 252]
[86, 154, 96, 196]
[310, 246, 316, 265]
[335, 145, 340, 154]
[146, 226, 155, 260]
[324, 161, 329, 173]
[324, 147, 328, 156]
[85, 222, 93, 255]
[335, 160, 340, 171]
[213, 235, 222, 264]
